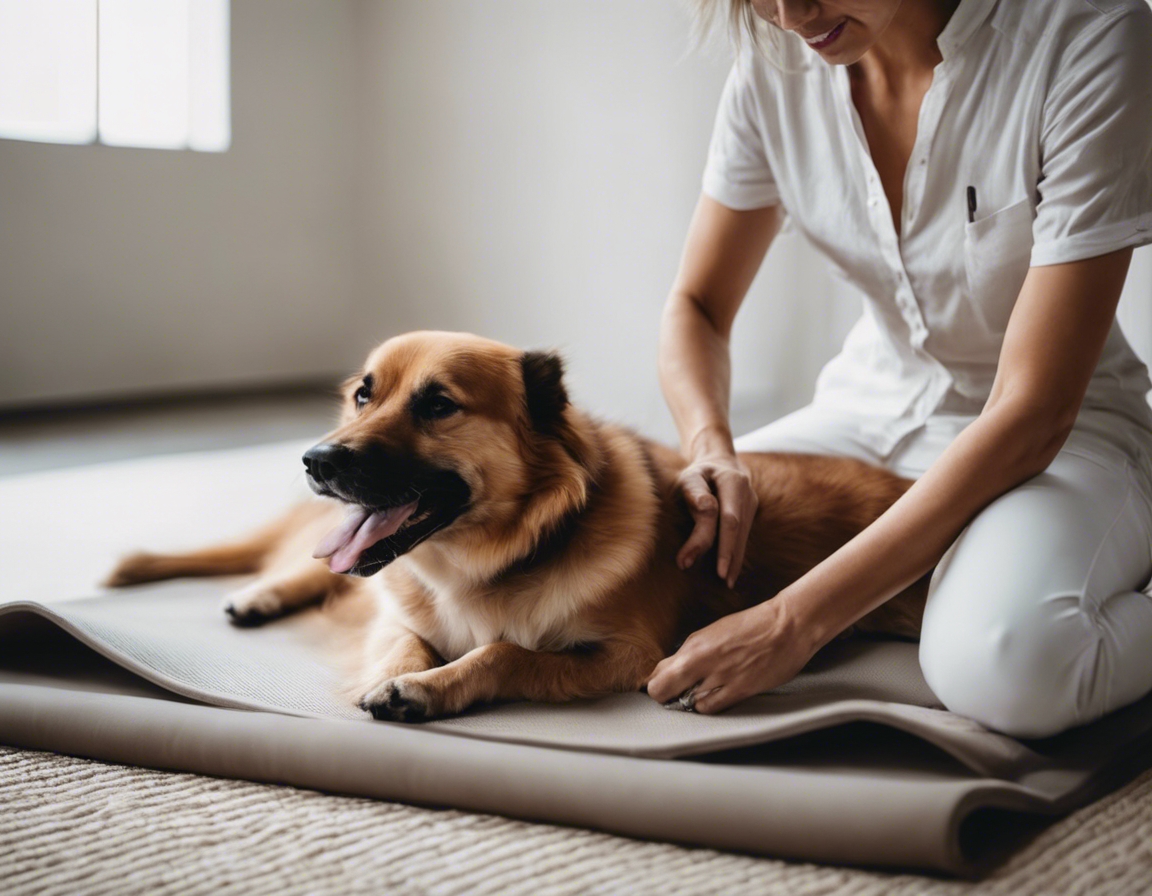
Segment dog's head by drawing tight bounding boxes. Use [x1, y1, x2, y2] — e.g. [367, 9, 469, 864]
[304, 331, 588, 577]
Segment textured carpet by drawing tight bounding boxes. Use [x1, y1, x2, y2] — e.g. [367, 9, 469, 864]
[3, 746, 1150, 896]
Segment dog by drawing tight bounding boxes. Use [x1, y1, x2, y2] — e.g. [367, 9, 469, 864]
[106, 331, 928, 722]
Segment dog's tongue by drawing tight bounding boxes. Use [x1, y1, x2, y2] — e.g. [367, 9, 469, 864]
[314, 501, 419, 574]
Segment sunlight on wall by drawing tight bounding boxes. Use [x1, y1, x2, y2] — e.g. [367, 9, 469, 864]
[0, 0, 97, 144]
[0, 0, 229, 152]
[99, 0, 230, 151]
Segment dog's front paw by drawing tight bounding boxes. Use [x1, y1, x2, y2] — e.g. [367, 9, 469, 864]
[358, 677, 438, 723]
[222, 583, 284, 627]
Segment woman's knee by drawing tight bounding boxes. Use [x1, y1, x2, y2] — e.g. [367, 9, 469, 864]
[919, 586, 1105, 738]
[917, 453, 1152, 738]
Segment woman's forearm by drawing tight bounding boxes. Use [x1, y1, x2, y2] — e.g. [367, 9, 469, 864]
[658, 291, 735, 458]
[657, 198, 781, 460]
[777, 399, 1076, 652]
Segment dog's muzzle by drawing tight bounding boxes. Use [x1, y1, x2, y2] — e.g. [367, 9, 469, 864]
[301, 441, 471, 577]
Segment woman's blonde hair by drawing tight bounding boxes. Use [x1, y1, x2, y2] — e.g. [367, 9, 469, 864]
[687, 0, 798, 68]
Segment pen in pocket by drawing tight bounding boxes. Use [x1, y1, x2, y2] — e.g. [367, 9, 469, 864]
[967, 186, 977, 224]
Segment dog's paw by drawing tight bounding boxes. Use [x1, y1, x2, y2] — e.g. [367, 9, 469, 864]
[222, 583, 284, 627]
[103, 552, 163, 588]
[358, 677, 437, 723]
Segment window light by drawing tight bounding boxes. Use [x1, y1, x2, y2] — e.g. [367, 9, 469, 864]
[0, 0, 229, 152]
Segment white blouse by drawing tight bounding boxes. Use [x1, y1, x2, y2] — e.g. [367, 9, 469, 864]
[703, 0, 1152, 454]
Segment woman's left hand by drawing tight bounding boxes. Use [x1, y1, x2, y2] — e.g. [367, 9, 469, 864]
[645, 597, 820, 714]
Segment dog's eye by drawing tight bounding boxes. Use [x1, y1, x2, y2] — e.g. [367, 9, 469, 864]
[419, 394, 459, 420]
[354, 384, 372, 409]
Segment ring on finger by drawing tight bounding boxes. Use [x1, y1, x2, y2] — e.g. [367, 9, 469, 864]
[662, 684, 699, 713]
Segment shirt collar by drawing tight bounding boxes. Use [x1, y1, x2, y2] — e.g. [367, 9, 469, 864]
[936, 0, 999, 61]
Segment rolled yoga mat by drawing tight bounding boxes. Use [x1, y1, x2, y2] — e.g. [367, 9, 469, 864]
[2, 441, 1151, 876]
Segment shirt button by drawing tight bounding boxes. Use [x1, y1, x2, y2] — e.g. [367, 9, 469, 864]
[868, 197, 879, 207]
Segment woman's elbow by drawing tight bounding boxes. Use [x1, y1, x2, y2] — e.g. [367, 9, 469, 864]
[987, 397, 1079, 478]
[1029, 415, 1077, 473]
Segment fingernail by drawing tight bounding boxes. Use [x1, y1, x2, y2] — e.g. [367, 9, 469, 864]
[717, 558, 729, 580]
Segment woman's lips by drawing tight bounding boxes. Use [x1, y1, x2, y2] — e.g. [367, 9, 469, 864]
[805, 21, 846, 50]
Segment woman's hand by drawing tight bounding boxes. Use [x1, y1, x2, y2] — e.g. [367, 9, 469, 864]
[658, 197, 780, 587]
[645, 597, 819, 714]
[675, 451, 759, 588]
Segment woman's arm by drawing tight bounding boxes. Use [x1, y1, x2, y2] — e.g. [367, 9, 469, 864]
[647, 247, 1135, 713]
[660, 194, 782, 586]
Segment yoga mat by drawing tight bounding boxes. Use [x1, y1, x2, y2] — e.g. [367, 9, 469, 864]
[2, 441, 1151, 876]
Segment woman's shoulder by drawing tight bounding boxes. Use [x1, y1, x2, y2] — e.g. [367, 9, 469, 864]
[1023, 0, 1151, 110]
[997, 0, 1149, 30]
[997, 0, 1152, 58]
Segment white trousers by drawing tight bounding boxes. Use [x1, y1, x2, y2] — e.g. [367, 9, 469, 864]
[735, 404, 1152, 738]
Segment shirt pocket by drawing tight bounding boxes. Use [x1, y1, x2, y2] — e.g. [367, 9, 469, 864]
[963, 196, 1034, 334]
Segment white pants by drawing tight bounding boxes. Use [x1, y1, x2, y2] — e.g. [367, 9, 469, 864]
[735, 404, 1152, 738]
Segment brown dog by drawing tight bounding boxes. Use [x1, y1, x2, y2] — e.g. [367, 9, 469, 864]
[107, 331, 928, 721]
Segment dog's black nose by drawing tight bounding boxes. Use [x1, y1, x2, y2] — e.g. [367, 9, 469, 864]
[303, 443, 355, 483]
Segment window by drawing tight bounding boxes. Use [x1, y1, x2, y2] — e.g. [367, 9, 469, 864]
[0, 1, 97, 144]
[0, 0, 229, 151]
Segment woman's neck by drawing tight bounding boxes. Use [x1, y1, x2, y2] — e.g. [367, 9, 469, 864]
[852, 0, 961, 88]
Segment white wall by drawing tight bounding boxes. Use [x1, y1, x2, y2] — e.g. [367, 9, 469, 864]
[351, 0, 848, 442]
[0, 0, 363, 407]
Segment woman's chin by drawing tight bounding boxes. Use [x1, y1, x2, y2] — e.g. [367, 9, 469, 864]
[820, 43, 874, 66]
[803, 23, 871, 66]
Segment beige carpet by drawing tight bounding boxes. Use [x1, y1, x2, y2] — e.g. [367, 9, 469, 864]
[3, 746, 1150, 896]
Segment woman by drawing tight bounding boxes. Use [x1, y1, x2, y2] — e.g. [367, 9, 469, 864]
[645, 0, 1152, 737]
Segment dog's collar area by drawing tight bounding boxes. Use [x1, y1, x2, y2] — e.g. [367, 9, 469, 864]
[487, 477, 600, 586]
[487, 423, 623, 585]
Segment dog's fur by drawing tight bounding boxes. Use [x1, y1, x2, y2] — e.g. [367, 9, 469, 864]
[107, 331, 928, 721]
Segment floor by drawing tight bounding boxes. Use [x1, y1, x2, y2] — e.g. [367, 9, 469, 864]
[0, 386, 336, 478]
[3, 391, 1152, 894]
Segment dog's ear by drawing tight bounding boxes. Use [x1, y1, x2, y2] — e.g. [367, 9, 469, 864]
[520, 350, 569, 434]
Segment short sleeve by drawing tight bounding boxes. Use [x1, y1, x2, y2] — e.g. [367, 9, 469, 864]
[701, 51, 781, 211]
[1030, 4, 1152, 267]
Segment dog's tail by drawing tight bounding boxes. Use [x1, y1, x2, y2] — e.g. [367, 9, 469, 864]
[103, 508, 302, 588]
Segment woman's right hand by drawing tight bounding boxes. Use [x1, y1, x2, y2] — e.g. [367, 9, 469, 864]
[674, 451, 759, 589]
[658, 196, 779, 589]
